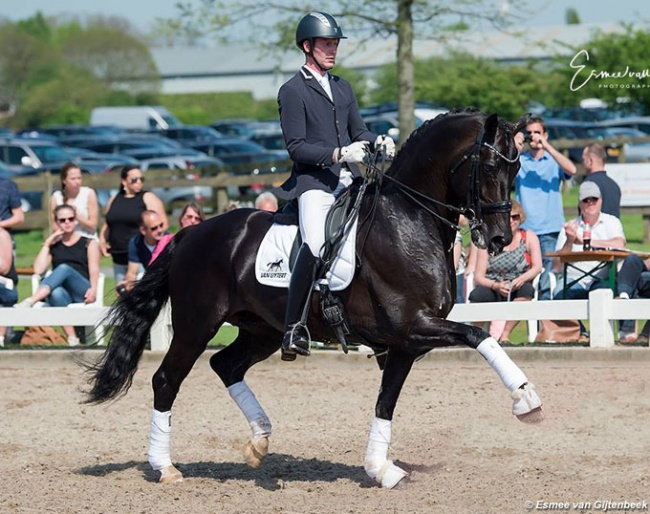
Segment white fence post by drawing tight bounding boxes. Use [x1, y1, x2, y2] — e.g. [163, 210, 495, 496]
[150, 301, 172, 351]
[588, 289, 615, 348]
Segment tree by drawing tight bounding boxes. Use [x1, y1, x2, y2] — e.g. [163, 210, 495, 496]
[565, 8, 581, 25]
[167, 0, 526, 143]
[0, 14, 162, 129]
[372, 52, 544, 121]
[57, 16, 160, 94]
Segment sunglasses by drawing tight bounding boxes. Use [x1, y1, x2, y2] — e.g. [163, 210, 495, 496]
[581, 197, 599, 204]
[57, 216, 75, 223]
[510, 214, 521, 221]
[147, 222, 164, 232]
[129, 176, 145, 184]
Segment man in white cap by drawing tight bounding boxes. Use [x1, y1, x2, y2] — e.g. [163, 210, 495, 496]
[552, 181, 625, 300]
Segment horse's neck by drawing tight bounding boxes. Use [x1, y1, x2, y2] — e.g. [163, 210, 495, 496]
[369, 192, 456, 256]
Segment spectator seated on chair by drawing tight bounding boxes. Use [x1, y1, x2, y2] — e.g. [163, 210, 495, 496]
[117, 210, 168, 295]
[616, 253, 650, 344]
[15, 204, 101, 346]
[468, 201, 543, 342]
[552, 181, 625, 300]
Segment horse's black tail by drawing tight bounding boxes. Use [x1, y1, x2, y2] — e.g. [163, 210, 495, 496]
[83, 230, 187, 404]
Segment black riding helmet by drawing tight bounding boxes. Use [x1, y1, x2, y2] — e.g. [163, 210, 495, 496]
[295, 11, 347, 50]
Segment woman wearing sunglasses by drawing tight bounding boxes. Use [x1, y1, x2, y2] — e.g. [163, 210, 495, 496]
[16, 205, 101, 346]
[468, 200, 543, 343]
[99, 165, 168, 282]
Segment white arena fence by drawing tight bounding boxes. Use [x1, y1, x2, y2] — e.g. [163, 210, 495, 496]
[0, 290, 648, 351]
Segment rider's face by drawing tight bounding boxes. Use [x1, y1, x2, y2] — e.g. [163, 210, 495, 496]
[308, 37, 339, 70]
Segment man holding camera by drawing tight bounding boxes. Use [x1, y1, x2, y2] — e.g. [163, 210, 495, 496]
[514, 117, 577, 273]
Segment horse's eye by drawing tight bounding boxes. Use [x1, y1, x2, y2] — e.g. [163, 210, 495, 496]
[483, 162, 497, 173]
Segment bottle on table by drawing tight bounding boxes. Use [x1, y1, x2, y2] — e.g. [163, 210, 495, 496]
[583, 223, 591, 251]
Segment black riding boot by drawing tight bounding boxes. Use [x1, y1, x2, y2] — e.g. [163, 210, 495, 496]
[281, 244, 321, 361]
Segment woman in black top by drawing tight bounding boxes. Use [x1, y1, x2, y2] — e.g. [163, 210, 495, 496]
[99, 166, 167, 282]
[16, 205, 101, 345]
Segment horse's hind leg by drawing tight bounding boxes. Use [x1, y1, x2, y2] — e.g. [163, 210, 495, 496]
[148, 322, 214, 484]
[210, 326, 281, 469]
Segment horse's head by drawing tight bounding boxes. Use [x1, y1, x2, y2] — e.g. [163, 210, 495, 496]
[383, 109, 529, 255]
[452, 112, 529, 255]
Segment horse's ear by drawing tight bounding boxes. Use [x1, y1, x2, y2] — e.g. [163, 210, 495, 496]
[484, 113, 499, 143]
[514, 113, 532, 134]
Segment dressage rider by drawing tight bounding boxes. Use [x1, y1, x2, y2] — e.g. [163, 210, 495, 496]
[276, 11, 395, 360]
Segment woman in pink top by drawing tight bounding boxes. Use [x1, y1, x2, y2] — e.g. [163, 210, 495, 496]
[149, 203, 205, 264]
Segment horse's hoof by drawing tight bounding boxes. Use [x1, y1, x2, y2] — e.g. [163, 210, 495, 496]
[512, 383, 543, 421]
[516, 406, 545, 424]
[373, 460, 409, 489]
[244, 437, 269, 469]
[159, 465, 183, 484]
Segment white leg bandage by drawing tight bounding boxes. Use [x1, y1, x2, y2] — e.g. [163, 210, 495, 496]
[477, 337, 527, 392]
[228, 381, 272, 439]
[364, 417, 407, 488]
[148, 409, 172, 471]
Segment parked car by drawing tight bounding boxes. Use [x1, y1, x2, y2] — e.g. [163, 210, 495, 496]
[587, 127, 650, 163]
[17, 124, 126, 145]
[159, 126, 223, 144]
[139, 156, 225, 208]
[189, 138, 288, 175]
[542, 119, 622, 164]
[63, 147, 139, 173]
[592, 116, 650, 135]
[0, 137, 106, 174]
[90, 106, 182, 130]
[248, 131, 286, 151]
[209, 119, 258, 138]
[362, 106, 448, 142]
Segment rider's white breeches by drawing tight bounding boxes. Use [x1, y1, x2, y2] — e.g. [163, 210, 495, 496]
[298, 169, 353, 257]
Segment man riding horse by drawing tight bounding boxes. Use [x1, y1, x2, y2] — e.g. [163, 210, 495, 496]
[276, 11, 395, 360]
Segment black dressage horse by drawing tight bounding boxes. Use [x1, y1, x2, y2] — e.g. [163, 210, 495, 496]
[85, 108, 543, 488]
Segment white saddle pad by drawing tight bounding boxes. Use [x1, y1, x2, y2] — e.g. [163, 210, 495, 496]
[255, 220, 357, 292]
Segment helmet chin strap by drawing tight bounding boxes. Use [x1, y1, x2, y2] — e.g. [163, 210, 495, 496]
[305, 39, 330, 74]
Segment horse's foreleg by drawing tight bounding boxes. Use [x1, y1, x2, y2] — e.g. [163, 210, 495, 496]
[407, 318, 544, 423]
[476, 337, 544, 423]
[228, 381, 272, 468]
[364, 350, 413, 489]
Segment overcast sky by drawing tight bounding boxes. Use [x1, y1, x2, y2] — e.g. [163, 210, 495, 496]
[0, 0, 647, 33]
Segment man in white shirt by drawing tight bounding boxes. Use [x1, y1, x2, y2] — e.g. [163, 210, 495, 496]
[552, 181, 625, 299]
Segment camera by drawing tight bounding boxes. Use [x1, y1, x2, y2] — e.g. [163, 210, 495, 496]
[522, 132, 532, 144]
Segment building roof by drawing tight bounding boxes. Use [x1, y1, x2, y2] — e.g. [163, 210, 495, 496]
[150, 22, 646, 98]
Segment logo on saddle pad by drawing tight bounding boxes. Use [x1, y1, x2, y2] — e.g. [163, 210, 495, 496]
[261, 258, 287, 279]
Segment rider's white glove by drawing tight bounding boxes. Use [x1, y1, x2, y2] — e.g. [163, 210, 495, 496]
[339, 141, 369, 163]
[374, 135, 396, 159]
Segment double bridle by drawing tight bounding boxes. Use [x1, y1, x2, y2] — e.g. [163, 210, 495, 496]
[366, 120, 519, 233]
